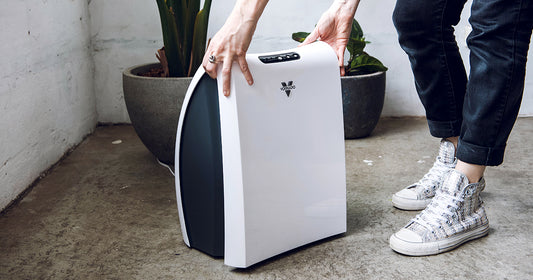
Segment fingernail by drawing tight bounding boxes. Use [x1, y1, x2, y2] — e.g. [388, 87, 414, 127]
[224, 90, 229, 96]
[247, 79, 253, 85]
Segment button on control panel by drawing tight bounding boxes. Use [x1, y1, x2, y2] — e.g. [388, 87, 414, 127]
[258, 52, 300, 64]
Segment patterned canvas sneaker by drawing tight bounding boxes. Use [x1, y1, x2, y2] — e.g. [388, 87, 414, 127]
[389, 170, 489, 256]
[392, 139, 457, 210]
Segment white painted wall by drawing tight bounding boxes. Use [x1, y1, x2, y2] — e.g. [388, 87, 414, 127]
[92, 0, 533, 123]
[0, 0, 96, 210]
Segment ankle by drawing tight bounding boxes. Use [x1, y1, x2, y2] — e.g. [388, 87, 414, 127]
[455, 160, 486, 183]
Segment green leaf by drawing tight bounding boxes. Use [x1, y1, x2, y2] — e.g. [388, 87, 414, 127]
[181, 0, 200, 75]
[157, 0, 185, 77]
[346, 19, 367, 59]
[188, 0, 212, 76]
[348, 52, 388, 75]
[351, 19, 364, 40]
[346, 37, 365, 59]
[292, 32, 310, 43]
[156, 0, 212, 77]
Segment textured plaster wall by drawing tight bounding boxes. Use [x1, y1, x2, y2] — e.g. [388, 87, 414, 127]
[0, 0, 96, 210]
[92, 0, 533, 123]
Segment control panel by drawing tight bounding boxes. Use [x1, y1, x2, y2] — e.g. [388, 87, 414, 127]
[258, 52, 300, 64]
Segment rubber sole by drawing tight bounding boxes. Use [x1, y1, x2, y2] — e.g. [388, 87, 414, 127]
[389, 223, 489, 256]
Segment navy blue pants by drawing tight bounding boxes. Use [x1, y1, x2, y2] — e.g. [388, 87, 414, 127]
[393, 0, 533, 166]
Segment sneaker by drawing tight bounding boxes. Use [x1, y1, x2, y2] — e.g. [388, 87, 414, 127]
[389, 170, 489, 256]
[392, 139, 457, 210]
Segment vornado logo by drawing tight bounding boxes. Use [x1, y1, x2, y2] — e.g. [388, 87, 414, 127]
[280, 81, 295, 97]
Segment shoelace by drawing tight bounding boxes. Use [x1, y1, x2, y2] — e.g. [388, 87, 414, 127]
[414, 157, 455, 195]
[412, 192, 464, 230]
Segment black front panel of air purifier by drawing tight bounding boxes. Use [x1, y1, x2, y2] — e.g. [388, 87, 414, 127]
[179, 74, 224, 257]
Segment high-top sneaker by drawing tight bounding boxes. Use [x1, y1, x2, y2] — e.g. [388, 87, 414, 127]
[392, 139, 457, 210]
[389, 170, 489, 256]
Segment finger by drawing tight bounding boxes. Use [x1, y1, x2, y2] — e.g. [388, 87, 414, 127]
[337, 47, 346, 76]
[237, 55, 253, 85]
[203, 53, 218, 79]
[300, 28, 320, 46]
[221, 55, 233, 97]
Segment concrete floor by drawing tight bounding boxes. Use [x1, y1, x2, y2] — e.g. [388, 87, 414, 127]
[1, 118, 532, 279]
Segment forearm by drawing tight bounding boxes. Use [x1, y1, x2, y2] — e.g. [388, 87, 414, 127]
[234, 0, 269, 21]
[215, 0, 269, 53]
[330, 0, 360, 18]
[226, 0, 269, 29]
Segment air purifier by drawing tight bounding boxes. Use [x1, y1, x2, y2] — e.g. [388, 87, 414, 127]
[175, 41, 346, 268]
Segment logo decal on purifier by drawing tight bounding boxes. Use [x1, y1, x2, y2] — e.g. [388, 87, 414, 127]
[280, 81, 295, 97]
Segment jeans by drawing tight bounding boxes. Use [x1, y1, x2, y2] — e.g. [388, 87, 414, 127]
[393, 0, 533, 166]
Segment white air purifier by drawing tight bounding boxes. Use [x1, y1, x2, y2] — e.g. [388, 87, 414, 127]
[175, 41, 346, 268]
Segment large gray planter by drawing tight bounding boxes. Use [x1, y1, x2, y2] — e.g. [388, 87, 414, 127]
[341, 71, 386, 139]
[123, 63, 191, 164]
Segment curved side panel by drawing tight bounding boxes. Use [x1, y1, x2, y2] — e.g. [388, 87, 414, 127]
[175, 68, 205, 247]
[175, 68, 224, 257]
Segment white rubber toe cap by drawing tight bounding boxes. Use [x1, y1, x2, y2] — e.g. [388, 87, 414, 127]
[394, 228, 422, 243]
[390, 229, 433, 256]
[394, 188, 418, 200]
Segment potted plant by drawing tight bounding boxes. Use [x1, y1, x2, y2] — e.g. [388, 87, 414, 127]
[293, 19, 388, 138]
[122, 0, 212, 164]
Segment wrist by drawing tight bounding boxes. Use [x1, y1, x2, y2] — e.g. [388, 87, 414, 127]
[224, 8, 258, 36]
[234, 0, 269, 22]
[331, 0, 360, 16]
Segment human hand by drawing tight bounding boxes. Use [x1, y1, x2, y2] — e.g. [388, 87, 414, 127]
[300, 0, 360, 76]
[202, 0, 268, 97]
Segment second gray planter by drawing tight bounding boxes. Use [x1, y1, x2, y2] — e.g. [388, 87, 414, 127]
[341, 71, 386, 139]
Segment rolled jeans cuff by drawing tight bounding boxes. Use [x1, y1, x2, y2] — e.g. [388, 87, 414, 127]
[457, 139, 505, 166]
[427, 119, 462, 138]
